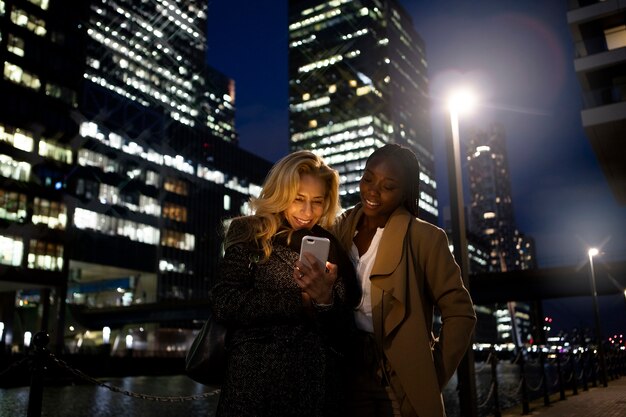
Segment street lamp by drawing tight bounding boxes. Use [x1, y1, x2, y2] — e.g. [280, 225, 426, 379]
[446, 88, 476, 283]
[445, 88, 478, 417]
[587, 247, 608, 387]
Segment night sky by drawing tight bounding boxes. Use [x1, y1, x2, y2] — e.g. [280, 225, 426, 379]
[205, 1, 626, 337]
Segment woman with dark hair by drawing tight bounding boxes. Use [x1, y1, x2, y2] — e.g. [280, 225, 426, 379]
[209, 150, 359, 417]
[333, 144, 476, 417]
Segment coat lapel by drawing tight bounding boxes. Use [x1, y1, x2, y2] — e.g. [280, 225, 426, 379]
[370, 207, 413, 338]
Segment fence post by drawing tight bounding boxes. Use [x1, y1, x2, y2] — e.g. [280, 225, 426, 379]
[27, 332, 50, 417]
[581, 350, 589, 391]
[590, 349, 598, 387]
[570, 353, 578, 396]
[490, 347, 501, 417]
[539, 350, 550, 406]
[518, 349, 530, 415]
[556, 351, 566, 401]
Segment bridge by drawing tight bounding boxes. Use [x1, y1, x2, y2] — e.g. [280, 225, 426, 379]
[65, 260, 626, 329]
[469, 260, 626, 304]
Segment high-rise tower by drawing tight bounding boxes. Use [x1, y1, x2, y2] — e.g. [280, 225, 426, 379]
[0, 0, 270, 354]
[84, 0, 236, 142]
[466, 123, 519, 272]
[288, 0, 437, 223]
[466, 123, 537, 344]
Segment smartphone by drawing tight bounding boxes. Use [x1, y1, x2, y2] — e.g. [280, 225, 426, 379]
[299, 236, 330, 269]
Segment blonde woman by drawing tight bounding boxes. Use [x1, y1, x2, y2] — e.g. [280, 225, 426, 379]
[209, 151, 359, 417]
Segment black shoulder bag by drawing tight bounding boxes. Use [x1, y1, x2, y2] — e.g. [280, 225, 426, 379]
[185, 255, 259, 386]
[185, 312, 227, 386]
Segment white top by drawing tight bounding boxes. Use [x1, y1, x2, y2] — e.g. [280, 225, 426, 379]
[350, 227, 384, 333]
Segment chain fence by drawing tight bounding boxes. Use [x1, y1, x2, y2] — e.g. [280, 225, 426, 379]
[49, 355, 220, 402]
[0, 346, 219, 409]
[3, 338, 625, 417]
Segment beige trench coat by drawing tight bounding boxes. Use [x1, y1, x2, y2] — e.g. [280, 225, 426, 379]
[333, 204, 476, 417]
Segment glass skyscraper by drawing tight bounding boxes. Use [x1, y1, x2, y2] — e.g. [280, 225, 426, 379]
[85, 0, 236, 142]
[0, 0, 270, 355]
[466, 123, 536, 344]
[467, 123, 519, 272]
[288, 0, 437, 223]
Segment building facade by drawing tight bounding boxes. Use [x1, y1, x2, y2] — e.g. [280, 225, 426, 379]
[0, 0, 271, 355]
[567, 0, 626, 205]
[466, 123, 520, 272]
[84, 0, 236, 142]
[288, 0, 438, 223]
[465, 123, 538, 344]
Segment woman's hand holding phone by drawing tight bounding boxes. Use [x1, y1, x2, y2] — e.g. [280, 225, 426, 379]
[294, 237, 336, 305]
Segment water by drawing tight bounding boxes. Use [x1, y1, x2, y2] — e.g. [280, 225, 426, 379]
[0, 360, 552, 417]
[0, 375, 219, 417]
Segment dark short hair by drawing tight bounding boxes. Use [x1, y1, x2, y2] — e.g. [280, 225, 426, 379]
[366, 144, 420, 217]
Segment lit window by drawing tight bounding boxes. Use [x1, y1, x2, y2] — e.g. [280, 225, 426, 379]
[10, 9, 46, 36]
[0, 234, 23, 266]
[45, 83, 77, 107]
[7, 34, 25, 57]
[32, 198, 67, 229]
[605, 25, 626, 50]
[73, 208, 160, 245]
[164, 177, 188, 196]
[163, 202, 187, 222]
[483, 212, 496, 219]
[3, 62, 41, 90]
[159, 259, 191, 274]
[0, 123, 34, 152]
[139, 195, 161, 216]
[146, 170, 160, 187]
[27, 0, 49, 10]
[27, 240, 63, 271]
[161, 230, 194, 251]
[0, 189, 27, 222]
[38, 140, 72, 164]
[77, 149, 119, 173]
[0, 154, 30, 181]
[356, 86, 371, 96]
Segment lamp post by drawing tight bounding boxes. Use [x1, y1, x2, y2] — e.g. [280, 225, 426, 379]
[587, 248, 608, 387]
[445, 88, 478, 417]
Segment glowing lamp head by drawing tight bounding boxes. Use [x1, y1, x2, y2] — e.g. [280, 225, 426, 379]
[447, 88, 477, 115]
[588, 248, 599, 257]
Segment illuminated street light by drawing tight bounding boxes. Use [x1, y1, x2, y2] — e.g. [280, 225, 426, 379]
[447, 88, 477, 115]
[445, 87, 477, 283]
[445, 87, 478, 417]
[588, 247, 608, 387]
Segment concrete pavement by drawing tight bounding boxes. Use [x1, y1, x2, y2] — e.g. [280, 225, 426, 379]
[501, 377, 626, 417]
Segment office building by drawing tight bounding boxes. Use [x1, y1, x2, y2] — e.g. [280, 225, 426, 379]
[567, 0, 626, 205]
[466, 123, 520, 272]
[466, 123, 537, 344]
[84, 0, 236, 142]
[0, 0, 271, 355]
[288, 0, 438, 223]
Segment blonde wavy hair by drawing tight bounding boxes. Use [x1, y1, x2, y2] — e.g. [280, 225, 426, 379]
[230, 151, 340, 261]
